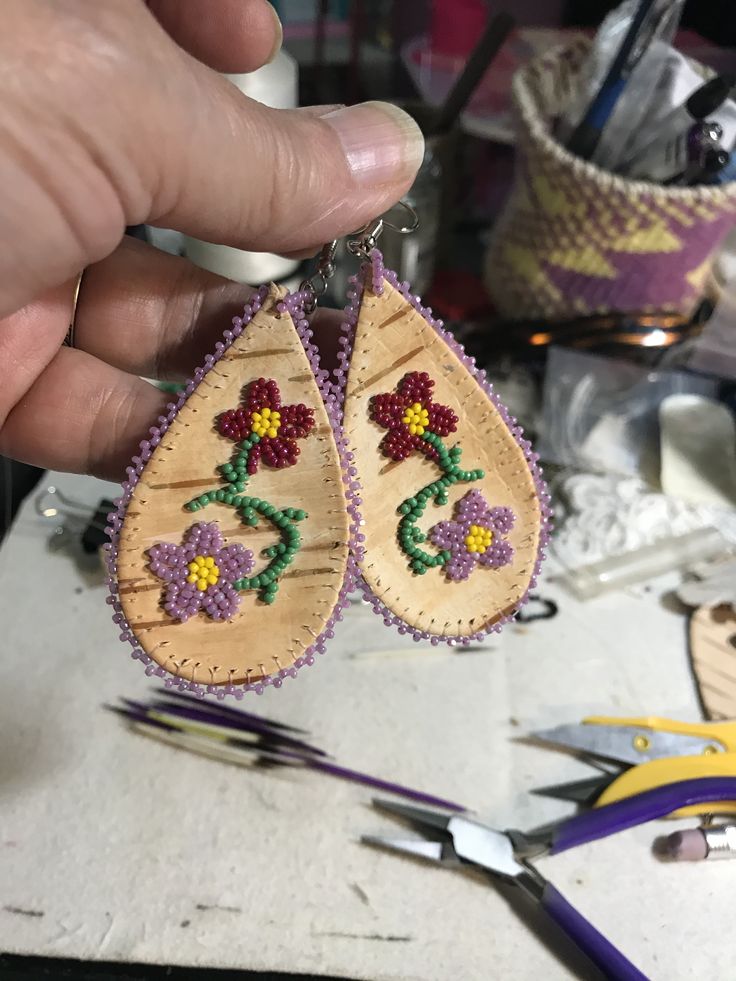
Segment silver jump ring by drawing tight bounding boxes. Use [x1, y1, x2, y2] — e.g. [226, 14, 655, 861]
[299, 240, 339, 314]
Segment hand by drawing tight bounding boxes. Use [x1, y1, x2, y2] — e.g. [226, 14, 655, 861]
[0, 0, 424, 479]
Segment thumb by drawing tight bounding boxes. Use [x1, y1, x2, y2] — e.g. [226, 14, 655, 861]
[147, 74, 425, 253]
[0, 0, 424, 316]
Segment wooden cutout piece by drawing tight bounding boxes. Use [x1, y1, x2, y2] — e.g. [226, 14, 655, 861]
[116, 286, 350, 685]
[690, 603, 736, 719]
[342, 279, 543, 637]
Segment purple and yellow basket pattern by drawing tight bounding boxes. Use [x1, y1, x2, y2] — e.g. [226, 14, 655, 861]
[485, 42, 736, 320]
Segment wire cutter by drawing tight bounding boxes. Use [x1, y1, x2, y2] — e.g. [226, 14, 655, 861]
[364, 778, 736, 981]
[532, 716, 736, 816]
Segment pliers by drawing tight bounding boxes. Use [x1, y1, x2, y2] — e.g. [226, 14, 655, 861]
[363, 777, 736, 980]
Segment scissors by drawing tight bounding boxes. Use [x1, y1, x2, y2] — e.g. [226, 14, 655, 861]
[531, 716, 736, 816]
[364, 778, 736, 981]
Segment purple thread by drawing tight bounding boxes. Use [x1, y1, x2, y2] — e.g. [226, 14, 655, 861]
[332, 250, 552, 644]
[105, 285, 362, 698]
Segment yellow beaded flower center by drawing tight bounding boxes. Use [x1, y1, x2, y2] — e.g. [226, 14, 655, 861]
[187, 555, 220, 592]
[464, 524, 493, 554]
[250, 406, 281, 438]
[402, 402, 430, 436]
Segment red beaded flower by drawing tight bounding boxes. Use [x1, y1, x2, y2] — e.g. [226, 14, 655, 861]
[371, 372, 458, 461]
[217, 378, 315, 471]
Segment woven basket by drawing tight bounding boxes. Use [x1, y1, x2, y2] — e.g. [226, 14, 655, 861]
[484, 41, 736, 320]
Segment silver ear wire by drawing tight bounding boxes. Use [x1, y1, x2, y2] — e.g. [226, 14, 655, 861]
[347, 201, 419, 259]
[300, 202, 420, 309]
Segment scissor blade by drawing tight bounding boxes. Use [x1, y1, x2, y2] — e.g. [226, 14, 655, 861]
[371, 797, 452, 833]
[361, 835, 460, 865]
[532, 774, 613, 805]
[531, 723, 717, 766]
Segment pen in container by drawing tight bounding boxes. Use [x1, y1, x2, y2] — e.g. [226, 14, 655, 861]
[656, 823, 736, 861]
[621, 73, 735, 172]
[703, 149, 736, 185]
[686, 147, 730, 186]
[566, 0, 659, 161]
[660, 121, 723, 185]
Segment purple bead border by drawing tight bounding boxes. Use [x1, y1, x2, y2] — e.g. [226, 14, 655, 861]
[332, 249, 553, 646]
[104, 286, 363, 700]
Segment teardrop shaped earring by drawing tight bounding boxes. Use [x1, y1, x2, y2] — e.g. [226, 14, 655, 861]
[333, 214, 551, 644]
[106, 272, 361, 699]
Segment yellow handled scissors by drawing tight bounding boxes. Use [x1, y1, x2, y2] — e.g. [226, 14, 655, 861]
[532, 716, 736, 817]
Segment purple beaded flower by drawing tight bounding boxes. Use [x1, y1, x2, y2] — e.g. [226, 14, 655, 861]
[148, 522, 254, 623]
[430, 490, 515, 582]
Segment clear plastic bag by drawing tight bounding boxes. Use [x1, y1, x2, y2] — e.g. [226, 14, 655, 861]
[537, 346, 719, 480]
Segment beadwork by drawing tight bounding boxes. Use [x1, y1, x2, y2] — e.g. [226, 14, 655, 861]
[371, 371, 458, 462]
[149, 522, 254, 622]
[170, 378, 314, 605]
[218, 377, 314, 472]
[430, 491, 515, 582]
[371, 373, 516, 579]
[332, 250, 550, 644]
[107, 284, 362, 697]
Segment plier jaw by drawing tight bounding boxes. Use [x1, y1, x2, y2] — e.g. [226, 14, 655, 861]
[365, 798, 533, 882]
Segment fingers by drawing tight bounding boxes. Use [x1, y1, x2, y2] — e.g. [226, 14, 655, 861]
[149, 93, 425, 256]
[0, 239, 344, 478]
[0, 1, 423, 317]
[0, 281, 75, 426]
[146, 0, 282, 73]
[75, 237, 253, 379]
[74, 237, 345, 377]
[0, 346, 167, 479]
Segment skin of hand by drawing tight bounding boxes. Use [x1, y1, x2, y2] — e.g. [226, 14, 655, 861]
[0, 0, 424, 479]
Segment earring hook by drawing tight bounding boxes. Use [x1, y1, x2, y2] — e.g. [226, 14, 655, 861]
[347, 200, 419, 258]
[299, 201, 419, 312]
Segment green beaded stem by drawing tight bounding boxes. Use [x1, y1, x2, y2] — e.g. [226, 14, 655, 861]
[184, 434, 307, 603]
[396, 431, 484, 575]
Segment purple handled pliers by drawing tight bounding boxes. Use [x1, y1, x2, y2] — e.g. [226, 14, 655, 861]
[363, 777, 736, 981]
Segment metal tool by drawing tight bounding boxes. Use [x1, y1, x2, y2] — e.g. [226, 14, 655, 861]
[531, 717, 736, 815]
[364, 778, 736, 980]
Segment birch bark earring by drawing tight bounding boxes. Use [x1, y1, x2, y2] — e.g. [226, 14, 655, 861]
[105, 262, 360, 699]
[334, 210, 551, 643]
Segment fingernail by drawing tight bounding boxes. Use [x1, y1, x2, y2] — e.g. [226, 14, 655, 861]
[300, 104, 346, 118]
[322, 101, 425, 187]
[266, 2, 283, 64]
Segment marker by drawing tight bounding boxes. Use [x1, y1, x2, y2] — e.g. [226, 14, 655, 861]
[566, 0, 659, 161]
[657, 121, 723, 185]
[622, 73, 735, 171]
[704, 152, 736, 185]
[687, 147, 730, 186]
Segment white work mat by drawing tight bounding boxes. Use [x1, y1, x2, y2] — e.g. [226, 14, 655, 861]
[0, 473, 727, 980]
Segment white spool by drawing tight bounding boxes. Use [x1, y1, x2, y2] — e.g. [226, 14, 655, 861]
[183, 50, 300, 284]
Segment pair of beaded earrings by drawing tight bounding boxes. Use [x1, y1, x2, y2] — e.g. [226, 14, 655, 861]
[105, 215, 551, 697]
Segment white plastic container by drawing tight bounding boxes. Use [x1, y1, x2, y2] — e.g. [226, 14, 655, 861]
[183, 51, 300, 284]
